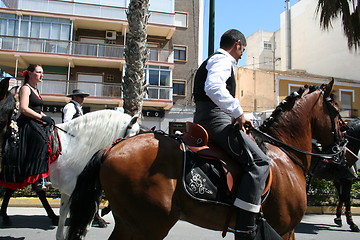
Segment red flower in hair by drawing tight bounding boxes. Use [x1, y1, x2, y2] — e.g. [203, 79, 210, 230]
[20, 70, 28, 77]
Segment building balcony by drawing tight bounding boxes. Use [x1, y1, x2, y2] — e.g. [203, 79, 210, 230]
[0, 35, 174, 68]
[1, 0, 184, 38]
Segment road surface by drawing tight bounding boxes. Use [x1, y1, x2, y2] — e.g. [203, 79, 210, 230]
[0, 207, 359, 239]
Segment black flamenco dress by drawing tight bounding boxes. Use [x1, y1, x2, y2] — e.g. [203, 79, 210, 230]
[0, 88, 51, 190]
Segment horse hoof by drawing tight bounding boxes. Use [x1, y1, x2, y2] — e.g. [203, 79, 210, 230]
[97, 220, 108, 228]
[350, 223, 360, 232]
[93, 218, 108, 228]
[50, 215, 59, 226]
[334, 217, 342, 227]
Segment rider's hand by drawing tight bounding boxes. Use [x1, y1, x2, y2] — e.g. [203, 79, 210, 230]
[41, 115, 53, 125]
[234, 114, 254, 133]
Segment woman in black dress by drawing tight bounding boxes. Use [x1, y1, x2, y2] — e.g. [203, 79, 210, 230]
[0, 64, 53, 189]
[0, 64, 58, 226]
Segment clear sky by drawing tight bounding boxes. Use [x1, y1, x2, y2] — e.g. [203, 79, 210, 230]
[202, 0, 296, 66]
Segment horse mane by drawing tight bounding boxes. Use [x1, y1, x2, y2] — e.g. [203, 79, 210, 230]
[259, 85, 320, 131]
[54, 109, 137, 182]
[0, 92, 16, 114]
[252, 85, 321, 152]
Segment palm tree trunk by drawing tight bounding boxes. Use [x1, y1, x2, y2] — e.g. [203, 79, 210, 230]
[123, 0, 150, 116]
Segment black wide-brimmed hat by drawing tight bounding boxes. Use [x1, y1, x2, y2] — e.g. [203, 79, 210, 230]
[67, 89, 89, 97]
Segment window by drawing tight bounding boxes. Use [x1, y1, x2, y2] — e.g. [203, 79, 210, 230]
[174, 12, 188, 28]
[173, 80, 186, 96]
[148, 43, 159, 61]
[0, 13, 18, 36]
[288, 84, 303, 95]
[264, 41, 272, 50]
[339, 89, 354, 117]
[145, 65, 172, 100]
[20, 15, 71, 40]
[174, 46, 187, 61]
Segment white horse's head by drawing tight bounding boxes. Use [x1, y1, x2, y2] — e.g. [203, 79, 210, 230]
[124, 115, 140, 138]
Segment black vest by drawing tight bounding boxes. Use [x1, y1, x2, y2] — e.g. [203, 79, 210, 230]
[193, 52, 236, 103]
[61, 100, 81, 123]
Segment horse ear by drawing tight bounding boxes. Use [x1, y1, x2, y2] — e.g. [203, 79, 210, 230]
[0, 77, 11, 101]
[129, 115, 139, 126]
[323, 78, 334, 98]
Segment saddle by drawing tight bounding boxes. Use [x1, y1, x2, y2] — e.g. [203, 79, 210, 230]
[182, 122, 241, 196]
[181, 122, 272, 205]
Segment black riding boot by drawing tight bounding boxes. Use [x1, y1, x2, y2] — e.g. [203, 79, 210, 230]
[235, 208, 257, 240]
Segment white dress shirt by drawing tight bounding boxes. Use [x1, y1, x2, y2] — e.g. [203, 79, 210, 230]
[62, 100, 83, 123]
[204, 48, 243, 119]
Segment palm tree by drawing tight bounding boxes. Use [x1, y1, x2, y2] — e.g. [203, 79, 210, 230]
[316, 0, 360, 50]
[123, 0, 150, 116]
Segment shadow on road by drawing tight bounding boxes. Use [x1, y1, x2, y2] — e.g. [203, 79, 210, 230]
[0, 215, 56, 230]
[0, 237, 25, 240]
[296, 222, 349, 234]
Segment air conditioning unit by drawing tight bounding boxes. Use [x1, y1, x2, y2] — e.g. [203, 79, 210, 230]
[105, 31, 117, 40]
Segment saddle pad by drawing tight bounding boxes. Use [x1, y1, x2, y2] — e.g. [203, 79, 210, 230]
[183, 149, 235, 205]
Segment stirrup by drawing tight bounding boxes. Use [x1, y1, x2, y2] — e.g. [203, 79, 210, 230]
[230, 225, 257, 240]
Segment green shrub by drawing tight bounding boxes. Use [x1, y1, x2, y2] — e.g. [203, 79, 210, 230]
[307, 172, 360, 206]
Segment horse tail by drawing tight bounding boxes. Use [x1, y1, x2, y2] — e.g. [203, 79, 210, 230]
[66, 148, 105, 240]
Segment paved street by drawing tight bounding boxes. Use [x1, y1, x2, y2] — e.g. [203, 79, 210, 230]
[0, 207, 359, 239]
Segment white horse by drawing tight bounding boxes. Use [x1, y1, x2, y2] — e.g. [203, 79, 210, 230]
[52, 110, 140, 239]
[0, 80, 140, 240]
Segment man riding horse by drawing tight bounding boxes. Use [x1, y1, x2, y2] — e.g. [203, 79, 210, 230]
[193, 29, 270, 240]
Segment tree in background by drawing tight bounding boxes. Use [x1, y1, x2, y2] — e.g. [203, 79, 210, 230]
[317, 0, 360, 50]
[123, 0, 150, 116]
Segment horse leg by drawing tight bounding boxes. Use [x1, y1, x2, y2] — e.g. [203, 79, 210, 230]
[109, 215, 132, 240]
[56, 193, 70, 240]
[339, 179, 360, 232]
[34, 189, 59, 225]
[287, 230, 295, 240]
[333, 181, 343, 227]
[0, 188, 14, 225]
[109, 214, 165, 240]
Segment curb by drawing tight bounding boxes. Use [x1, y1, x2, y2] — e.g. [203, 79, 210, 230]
[306, 206, 360, 215]
[0, 197, 108, 208]
[1, 198, 360, 215]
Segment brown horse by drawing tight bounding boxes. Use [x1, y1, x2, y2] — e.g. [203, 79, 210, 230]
[67, 80, 344, 240]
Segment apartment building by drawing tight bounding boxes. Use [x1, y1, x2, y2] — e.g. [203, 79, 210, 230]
[0, 0, 202, 130]
[243, 0, 360, 120]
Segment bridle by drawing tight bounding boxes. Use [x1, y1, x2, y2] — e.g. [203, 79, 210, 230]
[252, 89, 347, 174]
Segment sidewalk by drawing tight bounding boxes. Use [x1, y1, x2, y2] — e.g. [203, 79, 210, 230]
[1, 197, 360, 215]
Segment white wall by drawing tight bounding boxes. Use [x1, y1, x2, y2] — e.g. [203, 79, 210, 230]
[280, 0, 360, 80]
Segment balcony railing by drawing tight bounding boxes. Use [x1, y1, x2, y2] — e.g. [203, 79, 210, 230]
[38, 79, 122, 98]
[0, 35, 174, 62]
[36, 79, 172, 100]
